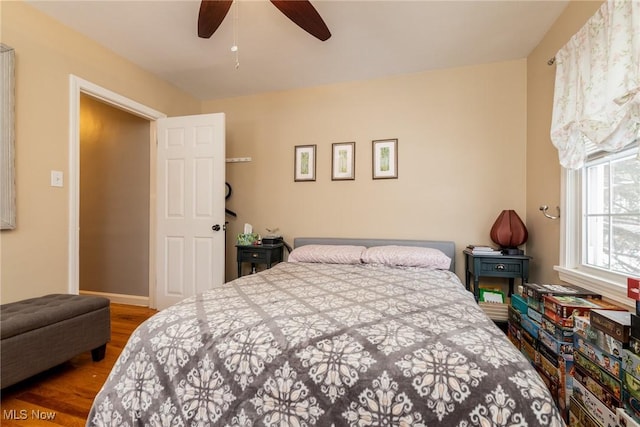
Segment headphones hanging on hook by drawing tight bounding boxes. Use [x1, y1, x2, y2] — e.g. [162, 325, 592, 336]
[225, 182, 237, 217]
[225, 182, 232, 200]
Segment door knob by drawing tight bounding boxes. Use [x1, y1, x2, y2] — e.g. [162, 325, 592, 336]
[212, 224, 221, 231]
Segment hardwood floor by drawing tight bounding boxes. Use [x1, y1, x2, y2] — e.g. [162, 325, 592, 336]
[1, 303, 157, 426]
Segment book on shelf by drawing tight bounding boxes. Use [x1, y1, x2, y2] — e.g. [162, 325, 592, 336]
[467, 244, 502, 255]
[479, 288, 505, 304]
[472, 250, 502, 255]
[467, 244, 495, 250]
[479, 300, 509, 322]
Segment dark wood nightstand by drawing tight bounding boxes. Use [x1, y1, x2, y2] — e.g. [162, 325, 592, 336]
[463, 248, 531, 301]
[236, 243, 284, 277]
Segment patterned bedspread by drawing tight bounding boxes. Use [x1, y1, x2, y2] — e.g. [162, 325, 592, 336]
[87, 262, 564, 426]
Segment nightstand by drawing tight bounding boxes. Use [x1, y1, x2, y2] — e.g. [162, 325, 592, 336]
[463, 248, 531, 301]
[236, 243, 284, 277]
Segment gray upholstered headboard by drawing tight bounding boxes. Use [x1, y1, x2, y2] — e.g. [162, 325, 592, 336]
[293, 237, 456, 272]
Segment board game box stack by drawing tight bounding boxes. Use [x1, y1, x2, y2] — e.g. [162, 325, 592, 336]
[617, 276, 640, 426]
[540, 290, 630, 422]
[568, 277, 640, 427]
[571, 310, 629, 427]
[507, 282, 604, 421]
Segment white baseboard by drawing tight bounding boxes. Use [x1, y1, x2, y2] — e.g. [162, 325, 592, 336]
[79, 290, 149, 307]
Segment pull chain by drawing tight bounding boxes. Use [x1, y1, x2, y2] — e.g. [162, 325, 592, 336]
[231, 0, 239, 69]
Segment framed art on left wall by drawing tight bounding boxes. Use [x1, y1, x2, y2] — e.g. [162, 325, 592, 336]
[1, 44, 16, 229]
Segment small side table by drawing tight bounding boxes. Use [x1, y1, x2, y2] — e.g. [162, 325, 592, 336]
[463, 248, 531, 301]
[236, 243, 284, 277]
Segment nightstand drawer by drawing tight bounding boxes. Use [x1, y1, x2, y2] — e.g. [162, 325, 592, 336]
[236, 243, 284, 277]
[237, 248, 269, 263]
[463, 248, 531, 302]
[479, 260, 523, 276]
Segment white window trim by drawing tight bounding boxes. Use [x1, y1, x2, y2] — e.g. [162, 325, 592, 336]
[555, 160, 634, 310]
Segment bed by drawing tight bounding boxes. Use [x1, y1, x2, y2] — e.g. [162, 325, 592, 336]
[87, 238, 564, 426]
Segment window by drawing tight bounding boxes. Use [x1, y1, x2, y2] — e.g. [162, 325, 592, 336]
[557, 145, 640, 306]
[550, 0, 639, 306]
[584, 149, 639, 275]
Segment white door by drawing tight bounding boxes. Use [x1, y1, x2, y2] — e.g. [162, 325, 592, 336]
[156, 113, 225, 310]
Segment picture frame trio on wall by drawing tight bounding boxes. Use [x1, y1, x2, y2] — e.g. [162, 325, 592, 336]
[294, 138, 397, 182]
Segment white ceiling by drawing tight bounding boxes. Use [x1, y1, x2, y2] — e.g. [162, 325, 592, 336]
[27, 0, 568, 101]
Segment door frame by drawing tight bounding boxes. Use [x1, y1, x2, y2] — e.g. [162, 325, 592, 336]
[68, 75, 166, 308]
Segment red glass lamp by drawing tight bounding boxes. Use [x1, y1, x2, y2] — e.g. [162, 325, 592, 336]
[490, 210, 528, 255]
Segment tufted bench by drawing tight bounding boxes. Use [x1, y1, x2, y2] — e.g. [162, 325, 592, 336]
[1, 294, 110, 388]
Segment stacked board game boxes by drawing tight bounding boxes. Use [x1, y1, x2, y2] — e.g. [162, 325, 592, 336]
[508, 283, 603, 421]
[568, 276, 640, 427]
[571, 310, 630, 427]
[570, 277, 640, 427]
[617, 277, 640, 426]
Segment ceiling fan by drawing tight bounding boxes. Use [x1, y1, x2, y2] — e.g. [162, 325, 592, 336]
[198, 0, 331, 41]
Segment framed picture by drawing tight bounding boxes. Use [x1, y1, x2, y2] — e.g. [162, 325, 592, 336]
[372, 138, 398, 179]
[294, 145, 316, 182]
[1, 44, 15, 229]
[331, 142, 355, 180]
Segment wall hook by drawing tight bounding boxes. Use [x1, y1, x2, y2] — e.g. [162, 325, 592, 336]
[539, 205, 560, 220]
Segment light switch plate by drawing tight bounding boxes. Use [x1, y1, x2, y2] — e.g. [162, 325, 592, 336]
[51, 170, 63, 187]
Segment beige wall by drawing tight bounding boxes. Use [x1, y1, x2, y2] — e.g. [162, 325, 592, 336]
[80, 95, 150, 297]
[0, 0, 605, 304]
[204, 60, 528, 281]
[0, 1, 200, 304]
[525, 0, 603, 284]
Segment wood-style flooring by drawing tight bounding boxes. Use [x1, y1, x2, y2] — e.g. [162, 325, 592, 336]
[1, 303, 157, 426]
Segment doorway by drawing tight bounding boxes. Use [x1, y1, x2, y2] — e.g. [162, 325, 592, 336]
[68, 76, 166, 308]
[69, 77, 226, 309]
[79, 94, 151, 303]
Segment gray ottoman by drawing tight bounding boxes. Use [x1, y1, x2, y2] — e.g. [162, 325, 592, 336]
[1, 294, 110, 388]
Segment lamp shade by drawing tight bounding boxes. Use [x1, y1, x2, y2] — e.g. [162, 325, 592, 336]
[490, 210, 528, 249]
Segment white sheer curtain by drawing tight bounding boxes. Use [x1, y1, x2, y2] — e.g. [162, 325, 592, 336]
[550, 0, 640, 169]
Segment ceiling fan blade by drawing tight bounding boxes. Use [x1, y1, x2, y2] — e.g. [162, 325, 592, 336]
[198, 0, 233, 39]
[270, 0, 331, 41]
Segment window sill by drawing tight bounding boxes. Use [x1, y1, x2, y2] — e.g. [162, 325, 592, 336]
[554, 266, 633, 310]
